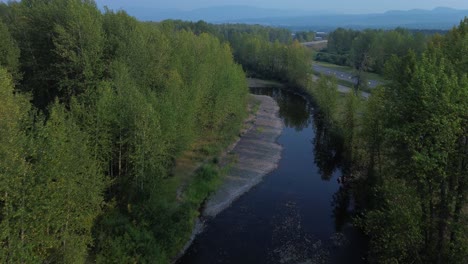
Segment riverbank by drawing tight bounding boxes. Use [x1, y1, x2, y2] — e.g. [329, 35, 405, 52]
[204, 94, 284, 217]
[178, 86, 368, 264]
[173, 92, 284, 262]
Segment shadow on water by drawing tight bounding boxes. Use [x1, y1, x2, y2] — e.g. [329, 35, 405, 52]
[312, 112, 349, 232]
[251, 87, 311, 131]
[312, 111, 344, 182]
[311, 97, 368, 262]
[178, 87, 367, 264]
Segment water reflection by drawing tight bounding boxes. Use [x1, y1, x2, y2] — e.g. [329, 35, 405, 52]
[253, 86, 356, 237]
[331, 186, 351, 232]
[178, 87, 367, 264]
[252, 87, 365, 260]
[312, 108, 355, 238]
[250, 87, 310, 130]
[312, 112, 343, 181]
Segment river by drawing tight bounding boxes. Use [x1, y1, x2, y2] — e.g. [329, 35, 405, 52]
[178, 87, 367, 264]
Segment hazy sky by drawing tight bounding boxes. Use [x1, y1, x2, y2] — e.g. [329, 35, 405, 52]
[96, 0, 468, 13]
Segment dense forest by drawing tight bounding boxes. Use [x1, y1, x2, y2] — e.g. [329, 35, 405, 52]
[0, 1, 466, 263]
[311, 19, 467, 263]
[293, 31, 317, 42]
[317, 28, 428, 74]
[0, 1, 314, 263]
[0, 0, 250, 262]
[158, 20, 313, 87]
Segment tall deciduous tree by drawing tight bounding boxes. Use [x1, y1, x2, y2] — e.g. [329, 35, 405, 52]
[361, 19, 468, 263]
[0, 21, 19, 80]
[31, 103, 105, 263]
[0, 67, 35, 263]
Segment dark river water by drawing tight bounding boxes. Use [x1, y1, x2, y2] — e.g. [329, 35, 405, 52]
[178, 87, 367, 264]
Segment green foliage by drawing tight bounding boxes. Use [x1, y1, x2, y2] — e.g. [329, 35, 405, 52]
[357, 19, 467, 263]
[232, 35, 312, 86]
[321, 27, 428, 75]
[294, 31, 316, 42]
[0, 68, 105, 263]
[0, 67, 35, 263]
[185, 165, 221, 206]
[311, 19, 468, 263]
[33, 104, 105, 263]
[159, 20, 292, 44]
[0, 1, 249, 263]
[309, 75, 338, 121]
[3, 0, 104, 109]
[316, 51, 349, 65]
[326, 28, 358, 56]
[358, 177, 423, 264]
[94, 165, 221, 264]
[51, 0, 104, 100]
[89, 13, 247, 263]
[340, 92, 361, 162]
[157, 20, 311, 88]
[6, 1, 463, 262]
[360, 87, 385, 178]
[0, 21, 19, 80]
[93, 208, 164, 264]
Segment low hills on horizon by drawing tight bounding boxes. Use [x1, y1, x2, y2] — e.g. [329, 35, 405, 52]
[111, 5, 467, 31]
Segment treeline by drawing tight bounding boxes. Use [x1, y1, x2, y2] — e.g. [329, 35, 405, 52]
[0, 0, 248, 263]
[317, 27, 427, 74]
[409, 29, 449, 36]
[160, 20, 313, 87]
[311, 19, 467, 263]
[229, 36, 312, 87]
[159, 20, 293, 44]
[293, 31, 316, 42]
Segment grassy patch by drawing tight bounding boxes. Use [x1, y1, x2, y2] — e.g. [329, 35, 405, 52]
[313, 60, 387, 83]
[184, 165, 221, 206]
[313, 73, 373, 94]
[251, 99, 261, 114]
[314, 60, 355, 74]
[335, 79, 373, 94]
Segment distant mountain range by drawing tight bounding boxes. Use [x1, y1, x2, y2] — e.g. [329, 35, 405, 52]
[120, 5, 467, 31]
[122, 5, 328, 22]
[235, 7, 468, 31]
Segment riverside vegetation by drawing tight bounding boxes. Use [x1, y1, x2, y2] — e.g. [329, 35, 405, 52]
[188, 15, 467, 264]
[0, 1, 311, 263]
[0, 1, 466, 263]
[171, 16, 468, 263]
[316, 27, 428, 74]
[309, 19, 468, 263]
[0, 1, 249, 262]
